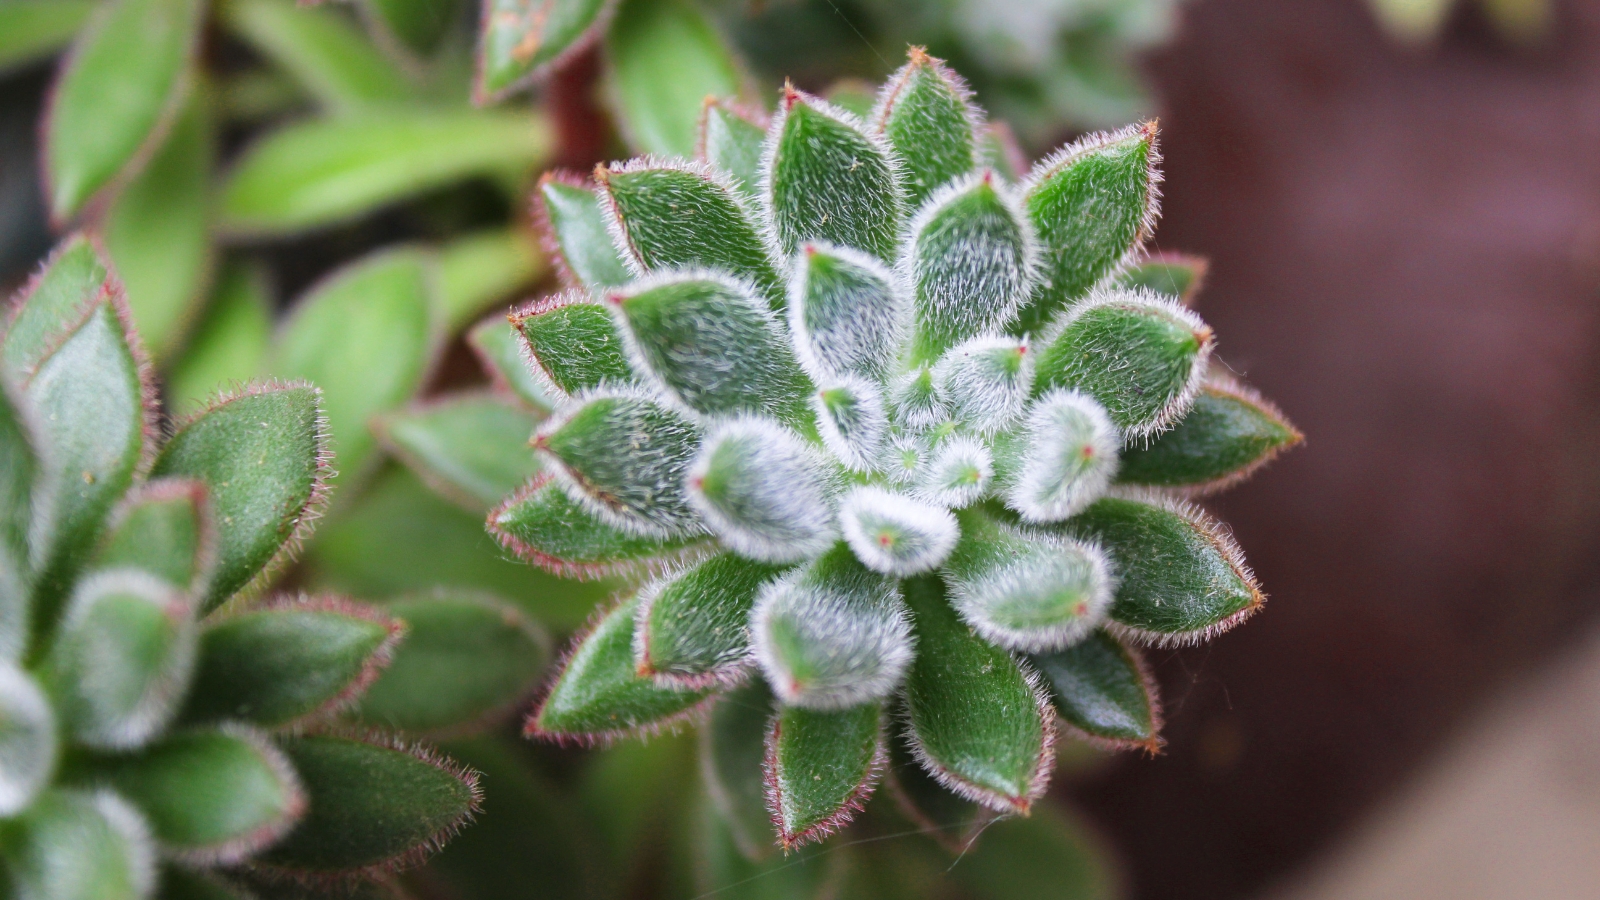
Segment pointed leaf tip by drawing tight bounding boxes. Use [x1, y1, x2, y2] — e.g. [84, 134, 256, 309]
[764, 701, 885, 849]
[687, 418, 836, 564]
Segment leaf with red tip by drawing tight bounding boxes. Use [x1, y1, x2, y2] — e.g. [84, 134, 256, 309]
[374, 392, 542, 512]
[899, 575, 1053, 814]
[475, 0, 615, 105]
[44, 0, 204, 222]
[605, 0, 741, 157]
[1028, 629, 1162, 752]
[511, 291, 636, 398]
[871, 49, 980, 207]
[487, 474, 704, 580]
[764, 700, 884, 849]
[635, 553, 785, 688]
[701, 680, 778, 859]
[529, 596, 716, 743]
[1116, 252, 1208, 305]
[534, 172, 631, 290]
[698, 98, 766, 195]
[466, 317, 558, 412]
[1115, 377, 1302, 494]
[92, 478, 213, 598]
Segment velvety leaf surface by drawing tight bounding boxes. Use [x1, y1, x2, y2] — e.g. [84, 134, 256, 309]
[766, 91, 902, 263]
[261, 734, 479, 873]
[468, 317, 559, 411]
[688, 420, 836, 564]
[153, 383, 325, 610]
[536, 174, 631, 289]
[788, 243, 903, 383]
[224, 0, 411, 114]
[44, 0, 204, 221]
[1117, 381, 1301, 491]
[0, 1, 94, 74]
[699, 99, 765, 195]
[636, 553, 784, 685]
[766, 701, 883, 848]
[605, 0, 740, 158]
[376, 393, 542, 511]
[93, 480, 209, 595]
[219, 110, 548, 236]
[182, 598, 401, 728]
[873, 51, 977, 206]
[476, 0, 612, 103]
[899, 575, 1051, 813]
[1029, 627, 1159, 752]
[358, 593, 549, 734]
[1116, 252, 1207, 304]
[437, 228, 543, 332]
[0, 789, 154, 900]
[0, 662, 55, 815]
[702, 680, 778, 858]
[488, 474, 701, 582]
[512, 293, 635, 396]
[1, 237, 109, 385]
[948, 806, 1115, 900]
[164, 264, 273, 415]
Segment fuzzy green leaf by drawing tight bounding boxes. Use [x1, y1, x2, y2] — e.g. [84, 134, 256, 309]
[1029, 629, 1160, 750]
[766, 701, 883, 848]
[702, 680, 778, 858]
[223, 0, 411, 114]
[1116, 253, 1207, 304]
[1055, 495, 1263, 644]
[219, 110, 549, 236]
[602, 163, 782, 305]
[1033, 291, 1211, 437]
[488, 474, 701, 580]
[152, 383, 326, 611]
[0, 1, 94, 74]
[1000, 387, 1121, 523]
[813, 377, 888, 473]
[358, 593, 550, 734]
[467, 317, 558, 411]
[44, 0, 204, 221]
[1013, 124, 1158, 335]
[260, 734, 479, 873]
[932, 335, 1032, 434]
[530, 595, 714, 741]
[437, 229, 543, 333]
[95, 726, 303, 863]
[766, 90, 903, 263]
[512, 292, 635, 397]
[605, 0, 741, 158]
[900, 575, 1051, 813]
[688, 419, 836, 564]
[872, 51, 978, 206]
[908, 172, 1033, 363]
[0, 662, 55, 815]
[0, 789, 154, 900]
[788, 243, 903, 383]
[536, 174, 631, 290]
[837, 486, 956, 577]
[182, 597, 401, 728]
[635, 553, 785, 686]
[475, 0, 612, 104]
[0, 237, 108, 385]
[1117, 380, 1301, 492]
[699, 99, 765, 195]
[949, 806, 1114, 900]
[0, 386, 39, 658]
[92, 480, 209, 596]
[537, 393, 703, 537]
[270, 250, 437, 484]
[376, 394, 542, 511]
[164, 264, 273, 415]
[101, 92, 211, 365]
[617, 275, 810, 422]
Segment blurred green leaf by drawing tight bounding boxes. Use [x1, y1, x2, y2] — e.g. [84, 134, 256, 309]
[536, 175, 630, 289]
[359, 0, 463, 59]
[375, 393, 542, 511]
[949, 806, 1116, 900]
[218, 109, 549, 237]
[0, 0, 96, 75]
[0, 789, 154, 900]
[689, 789, 839, 900]
[1116, 381, 1301, 492]
[437, 228, 544, 333]
[223, 0, 413, 115]
[92, 480, 209, 596]
[606, 0, 741, 157]
[702, 680, 777, 859]
[163, 264, 274, 416]
[579, 729, 696, 871]
[475, 0, 614, 105]
[1029, 629, 1160, 751]
[468, 317, 558, 412]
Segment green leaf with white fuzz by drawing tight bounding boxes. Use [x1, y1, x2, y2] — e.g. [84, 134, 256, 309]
[1116, 252, 1208, 305]
[376, 394, 542, 511]
[475, 0, 612, 103]
[0, 1, 94, 74]
[765, 700, 884, 849]
[48, 571, 195, 750]
[945, 508, 1112, 653]
[813, 376, 888, 472]
[871, 49, 979, 207]
[0, 789, 155, 900]
[1033, 289, 1212, 437]
[765, 89, 903, 263]
[536, 392, 703, 538]
[0, 662, 55, 815]
[919, 434, 994, 508]
[605, 0, 741, 158]
[699, 98, 766, 196]
[257, 733, 480, 875]
[164, 264, 273, 416]
[536, 173, 631, 290]
[1054, 494, 1263, 645]
[634, 553, 786, 687]
[788, 242, 904, 383]
[933, 335, 1033, 434]
[223, 0, 411, 114]
[1117, 379, 1302, 493]
[687, 419, 836, 564]
[906, 171, 1034, 363]
[0, 385, 40, 658]
[531, 595, 715, 742]
[1029, 629, 1161, 751]
[882, 433, 928, 488]
[44, 0, 204, 222]
[702, 680, 779, 858]
[94, 726, 304, 865]
[181, 596, 402, 729]
[602, 162, 782, 306]
[512, 291, 636, 398]
[488, 474, 703, 580]
[3, 238, 106, 379]
[900, 574, 1052, 813]
[468, 317, 558, 412]
[437, 229, 544, 333]
[358, 593, 550, 735]
[750, 546, 913, 709]
[1000, 388, 1120, 523]
[1013, 123, 1160, 335]
[152, 383, 327, 612]
[838, 487, 957, 576]
[617, 274, 811, 424]
[92, 479, 211, 597]
[271, 249, 438, 484]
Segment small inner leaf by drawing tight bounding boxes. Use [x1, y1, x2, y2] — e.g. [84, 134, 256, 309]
[686, 418, 837, 564]
[871, 48, 979, 207]
[765, 700, 884, 849]
[837, 486, 957, 576]
[933, 335, 1033, 434]
[787, 242, 903, 384]
[919, 434, 995, 509]
[0, 662, 56, 816]
[812, 376, 888, 473]
[1000, 388, 1121, 523]
[635, 553, 787, 687]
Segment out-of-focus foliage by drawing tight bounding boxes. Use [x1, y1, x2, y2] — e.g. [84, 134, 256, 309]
[1365, 0, 1551, 44]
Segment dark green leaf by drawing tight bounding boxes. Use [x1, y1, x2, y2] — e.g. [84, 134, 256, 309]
[375, 393, 541, 511]
[1116, 379, 1301, 493]
[635, 553, 785, 686]
[437, 228, 543, 333]
[467, 317, 558, 412]
[357, 592, 549, 735]
[1115, 252, 1208, 305]
[182, 596, 402, 728]
[1053, 494, 1263, 644]
[788, 243, 902, 383]
[948, 806, 1115, 900]
[871, 49, 978, 207]
[1013, 123, 1158, 335]
[96, 726, 303, 864]
[535, 172, 631, 290]
[698, 98, 766, 195]
[510, 291, 635, 397]
[475, 0, 613, 104]
[93, 479, 210, 596]
[529, 595, 715, 743]
[900, 574, 1052, 813]
[358, 0, 461, 59]
[882, 736, 993, 854]
[0, 789, 155, 900]
[223, 0, 411, 114]
[689, 788, 839, 898]
[0, 0, 95, 74]
[605, 0, 741, 157]
[701, 680, 778, 858]
[1029, 629, 1161, 751]
[766, 88, 903, 263]
[153, 867, 256, 900]
[578, 729, 695, 870]
[259, 733, 479, 874]
[164, 263, 273, 416]
[153, 382, 327, 611]
[44, 0, 204, 221]
[0, 662, 55, 815]
[488, 473, 704, 581]
[766, 701, 883, 849]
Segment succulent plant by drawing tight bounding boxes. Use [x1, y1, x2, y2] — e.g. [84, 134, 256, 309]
[0, 237, 482, 899]
[489, 49, 1301, 852]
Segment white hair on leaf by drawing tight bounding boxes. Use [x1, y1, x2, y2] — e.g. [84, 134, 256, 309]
[786, 242, 907, 384]
[686, 417, 838, 564]
[881, 432, 928, 487]
[1003, 388, 1120, 523]
[932, 334, 1034, 434]
[812, 375, 888, 473]
[946, 530, 1115, 653]
[919, 435, 994, 509]
[888, 365, 948, 432]
[0, 660, 55, 815]
[838, 486, 959, 576]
